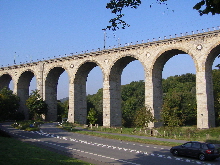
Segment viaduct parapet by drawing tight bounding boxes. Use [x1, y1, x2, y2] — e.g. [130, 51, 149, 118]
[1, 29, 220, 128]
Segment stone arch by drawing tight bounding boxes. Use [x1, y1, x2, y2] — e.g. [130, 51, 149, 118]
[111, 53, 146, 70]
[17, 70, 36, 119]
[44, 66, 67, 121]
[71, 59, 105, 83]
[151, 47, 196, 72]
[202, 42, 220, 127]
[205, 42, 220, 68]
[72, 60, 104, 124]
[0, 73, 13, 90]
[150, 48, 196, 127]
[106, 55, 144, 126]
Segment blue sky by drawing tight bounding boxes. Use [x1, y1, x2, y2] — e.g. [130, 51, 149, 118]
[0, 0, 219, 99]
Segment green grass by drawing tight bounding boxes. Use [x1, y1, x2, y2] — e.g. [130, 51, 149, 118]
[73, 130, 181, 146]
[59, 124, 181, 146]
[0, 136, 93, 165]
[88, 125, 220, 143]
[11, 120, 220, 146]
[60, 123, 220, 146]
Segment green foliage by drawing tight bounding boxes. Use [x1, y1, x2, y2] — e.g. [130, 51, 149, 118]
[162, 73, 196, 93]
[133, 105, 155, 128]
[105, 0, 220, 30]
[105, 0, 141, 30]
[26, 90, 47, 120]
[193, 0, 220, 15]
[87, 108, 98, 125]
[121, 80, 145, 127]
[213, 69, 220, 126]
[57, 100, 69, 121]
[87, 88, 103, 124]
[162, 73, 197, 126]
[0, 87, 20, 120]
[162, 96, 184, 127]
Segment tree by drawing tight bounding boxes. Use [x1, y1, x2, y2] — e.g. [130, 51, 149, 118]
[105, 0, 141, 30]
[193, 0, 220, 15]
[121, 80, 145, 127]
[213, 69, 220, 126]
[57, 99, 69, 122]
[0, 87, 20, 120]
[133, 105, 155, 128]
[162, 92, 191, 127]
[26, 90, 47, 120]
[87, 88, 103, 125]
[87, 108, 98, 125]
[105, 0, 220, 30]
[162, 74, 197, 126]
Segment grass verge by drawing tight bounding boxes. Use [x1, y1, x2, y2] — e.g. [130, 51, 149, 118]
[60, 123, 220, 146]
[0, 136, 92, 165]
[11, 120, 220, 147]
[59, 125, 181, 147]
[74, 130, 181, 146]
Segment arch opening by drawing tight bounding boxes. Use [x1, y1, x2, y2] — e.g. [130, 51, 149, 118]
[17, 71, 35, 119]
[0, 74, 12, 90]
[212, 54, 220, 126]
[86, 66, 103, 125]
[72, 62, 100, 125]
[162, 53, 197, 127]
[29, 77, 37, 95]
[108, 56, 144, 127]
[57, 71, 69, 122]
[121, 60, 145, 127]
[206, 44, 220, 127]
[45, 67, 66, 121]
[152, 49, 197, 127]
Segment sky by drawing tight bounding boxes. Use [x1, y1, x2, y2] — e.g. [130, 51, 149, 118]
[0, 0, 219, 99]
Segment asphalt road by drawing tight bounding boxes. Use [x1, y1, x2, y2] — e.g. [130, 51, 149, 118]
[0, 122, 219, 165]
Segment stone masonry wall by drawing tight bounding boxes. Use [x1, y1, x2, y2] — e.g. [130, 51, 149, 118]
[0, 30, 220, 128]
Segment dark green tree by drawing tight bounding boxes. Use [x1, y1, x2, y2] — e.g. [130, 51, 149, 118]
[26, 90, 47, 120]
[105, 0, 220, 30]
[213, 69, 220, 126]
[162, 73, 197, 126]
[162, 91, 197, 126]
[57, 99, 69, 121]
[133, 105, 155, 128]
[87, 108, 98, 125]
[193, 0, 220, 15]
[0, 87, 20, 120]
[121, 80, 145, 127]
[87, 88, 103, 125]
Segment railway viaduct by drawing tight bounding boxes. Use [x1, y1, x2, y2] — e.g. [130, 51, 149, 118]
[0, 29, 220, 129]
